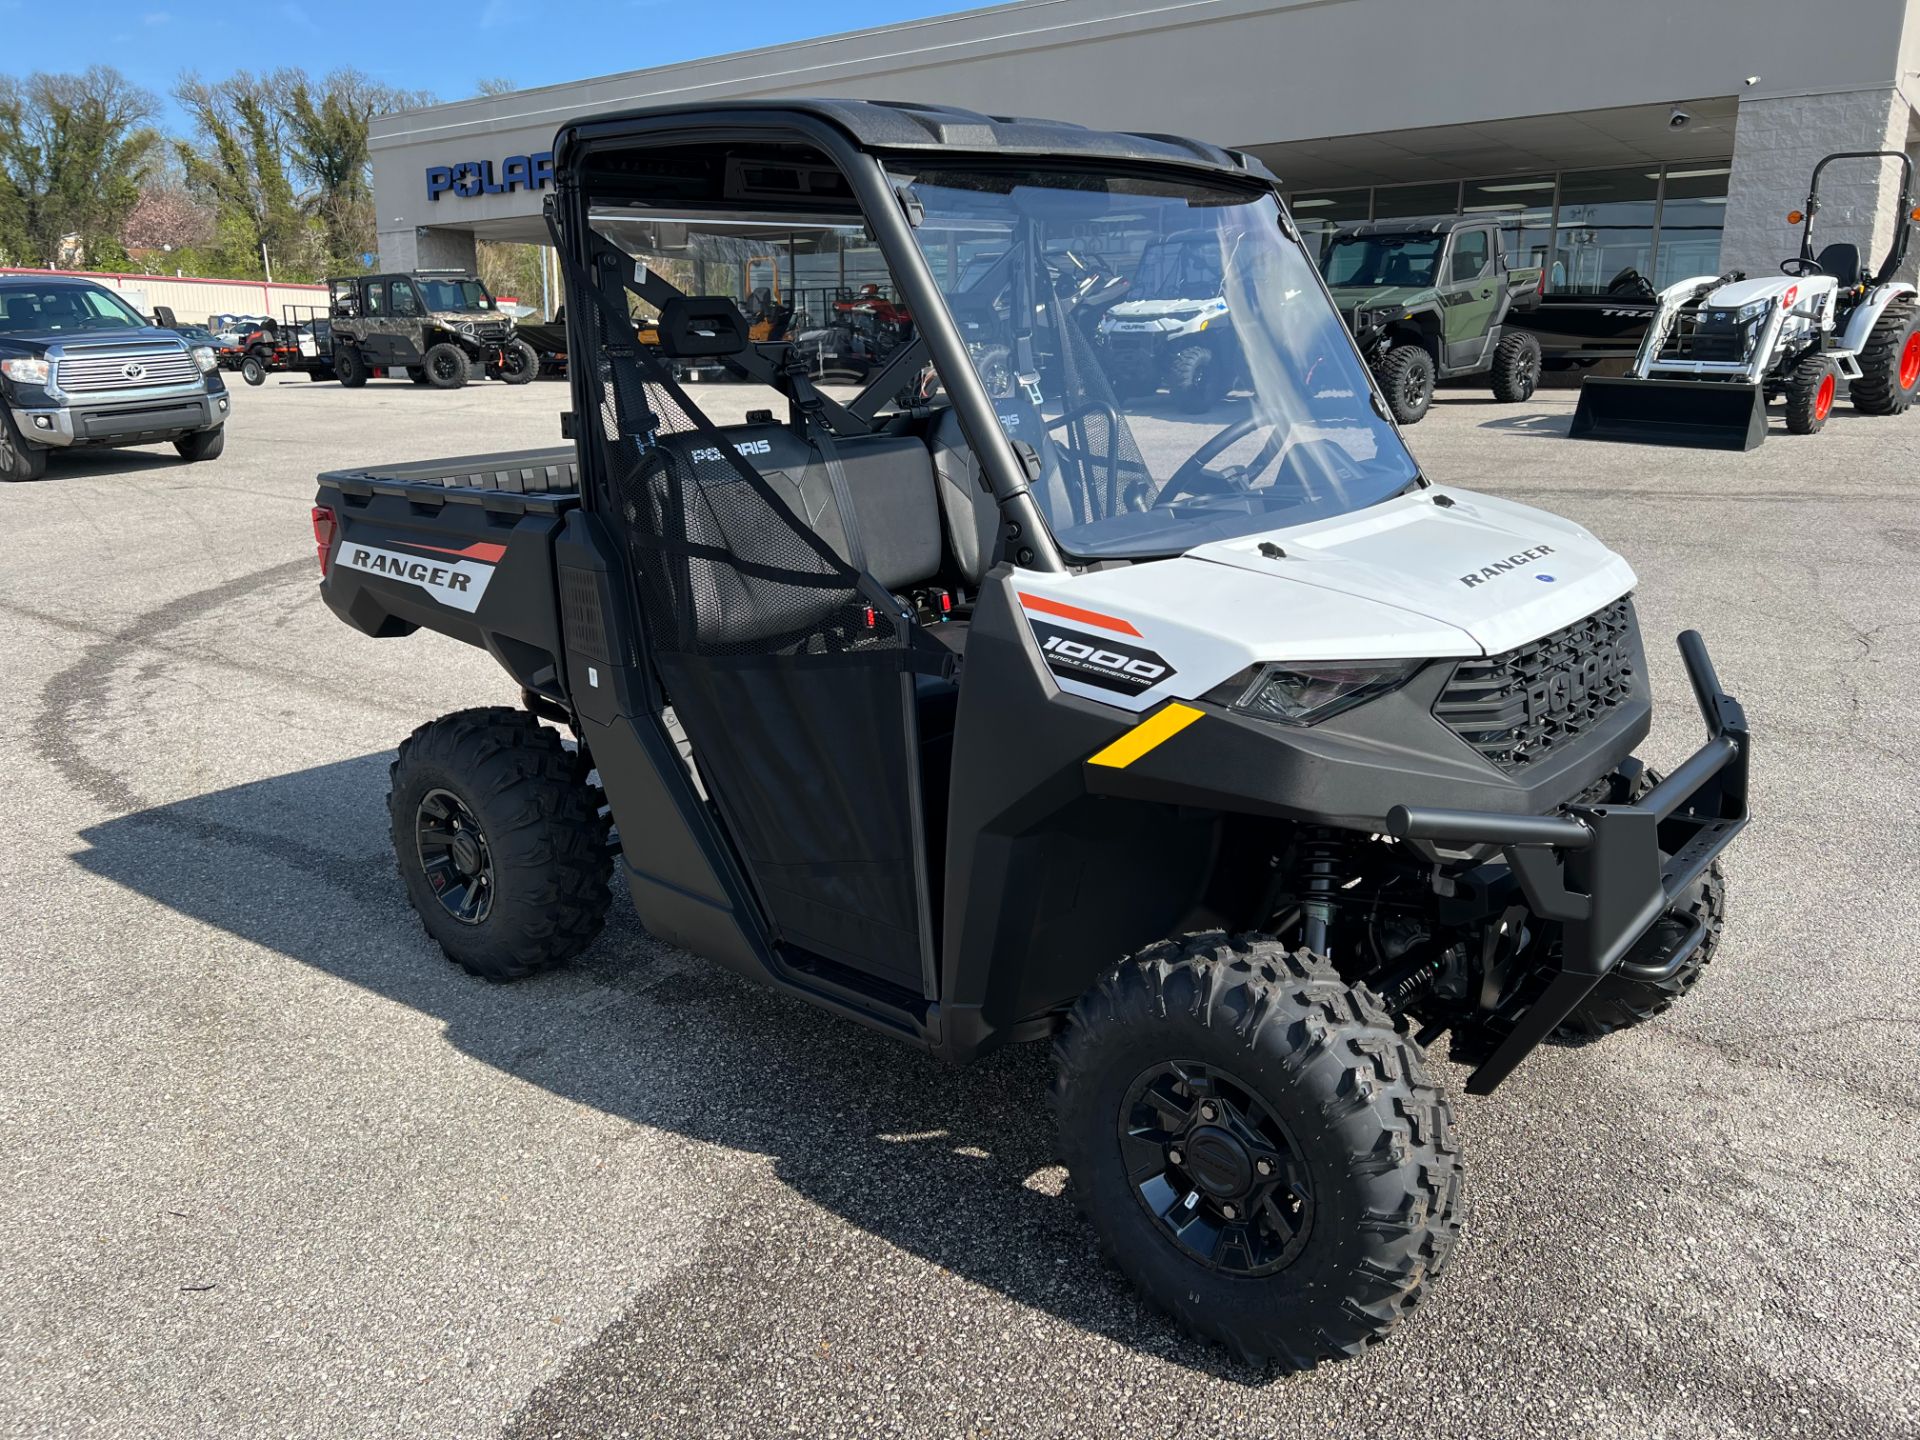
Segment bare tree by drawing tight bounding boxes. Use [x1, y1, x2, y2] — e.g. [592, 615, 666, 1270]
[0, 67, 161, 267]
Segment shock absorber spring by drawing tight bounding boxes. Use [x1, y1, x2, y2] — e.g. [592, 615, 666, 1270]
[1297, 830, 1348, 958]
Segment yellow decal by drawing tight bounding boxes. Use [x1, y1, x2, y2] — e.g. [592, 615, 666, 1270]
[1088, 702, 1204, 769]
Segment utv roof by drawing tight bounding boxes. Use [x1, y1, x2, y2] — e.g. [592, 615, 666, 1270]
[554, 98, 1275, 184]
[1328, 218, 1467, 239]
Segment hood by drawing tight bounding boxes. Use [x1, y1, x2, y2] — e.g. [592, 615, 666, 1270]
[1109, 296, 1225, 317]
[1701, 275, 1835, 310]
[1189, 486, 1635, 656]
[1326, 285, 1432, 314]
[1004, 486, 1636, 713]
[431, 309, 509, 325]
[0, 322, 184, 350]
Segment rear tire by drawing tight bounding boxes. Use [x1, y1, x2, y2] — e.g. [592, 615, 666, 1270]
[406, 365, 429, 385]
[334, 345, 369, 388]
[0, 406, 49, 481]
[1168, 344, 1225, 413]
[172, 427, 225, 463]
[1052, 934, 1462, 1369]
[240, 355, 267, 386]
[423, 342, 469, 389]
[388, 707, 613, 981]
[1785, 353, 1838, 434]
[499, 339, 538, 385]
[1488, 331, 1541, 402]
[1375, 344, 1434, 424]
[1849, 298, 1919, 415]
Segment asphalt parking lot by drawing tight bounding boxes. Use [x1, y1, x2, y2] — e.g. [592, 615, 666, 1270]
[3, 371, 1918, 1440]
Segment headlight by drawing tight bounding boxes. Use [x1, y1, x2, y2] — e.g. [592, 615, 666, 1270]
[1208, 659, 1423, 725]
[191, 346, 217, 372]
[1730, 299, 1770, 323]
[1, 357, 51, 385]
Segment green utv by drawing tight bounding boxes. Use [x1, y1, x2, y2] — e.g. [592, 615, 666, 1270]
[1321, 218, 1545, 424]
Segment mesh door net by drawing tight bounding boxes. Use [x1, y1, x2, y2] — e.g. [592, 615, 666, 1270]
[569, 248, 927, 990]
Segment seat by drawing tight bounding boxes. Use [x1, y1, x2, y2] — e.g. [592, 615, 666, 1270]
[927, 408, 1003, 588]
[645, 422, 946, 646]
[1814, 242, 1862, 288]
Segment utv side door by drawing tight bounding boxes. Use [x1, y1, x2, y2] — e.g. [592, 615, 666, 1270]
[1440, 225, 1499, 369]
[384, 279, 427, 365]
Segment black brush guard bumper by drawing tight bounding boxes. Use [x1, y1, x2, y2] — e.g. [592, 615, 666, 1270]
[1387, 632, 1749, 1094]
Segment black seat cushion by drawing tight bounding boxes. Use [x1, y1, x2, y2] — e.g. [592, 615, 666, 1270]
[644, 423, 945, 646]
[1815, 242, 1862, 288]
[928, 408, 1004, 587]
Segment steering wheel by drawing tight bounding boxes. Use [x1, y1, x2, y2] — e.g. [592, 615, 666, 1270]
[1780, 256, 1823, 277]
[1155, 416, 1284, 507]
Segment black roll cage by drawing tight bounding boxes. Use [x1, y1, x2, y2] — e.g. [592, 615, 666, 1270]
[550, 108, 1288, 577]
[1796, 149, 1917, 286]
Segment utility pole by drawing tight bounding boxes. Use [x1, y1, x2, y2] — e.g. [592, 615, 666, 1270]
[261, 241, 273, 284]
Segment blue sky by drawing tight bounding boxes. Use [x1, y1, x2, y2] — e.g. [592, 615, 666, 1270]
[20, 0, 970, 134]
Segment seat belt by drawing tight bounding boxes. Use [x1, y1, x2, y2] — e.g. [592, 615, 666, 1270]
[782, 352, 868, 576]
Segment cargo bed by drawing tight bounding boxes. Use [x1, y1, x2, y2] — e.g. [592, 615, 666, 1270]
[314, 448, 585, 697]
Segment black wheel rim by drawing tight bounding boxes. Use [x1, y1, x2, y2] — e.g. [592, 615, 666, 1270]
[1404, 365, 1429, 412]
[1119, 1059, 1313, 1276]
[415, 788, 494, 924]
[432, 351, 462, 381]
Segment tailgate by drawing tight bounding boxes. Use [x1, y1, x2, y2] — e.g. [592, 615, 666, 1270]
[314, 448, 581, 698]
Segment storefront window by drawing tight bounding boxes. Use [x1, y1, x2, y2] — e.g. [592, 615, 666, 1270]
[1372, 180, 1462, 222]
[1462, 175, 1556, 274]
[1653, 165, 1730, 287]
[1550, 167, 1660, 294]
[1286, 188, 1370, 257]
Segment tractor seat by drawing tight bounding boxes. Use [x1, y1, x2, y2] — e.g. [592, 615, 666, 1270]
[1814, 242, 1862, 288]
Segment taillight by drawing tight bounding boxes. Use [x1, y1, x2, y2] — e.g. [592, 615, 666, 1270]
[310, 505, 336, 576]
[1536, 268, 1546, 295]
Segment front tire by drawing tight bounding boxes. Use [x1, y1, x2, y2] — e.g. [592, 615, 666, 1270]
[1488, 331, 1541, 402]
[1785, 353, 1838, 435]
[499, 339, 538, 385]
[173, 426, 225, 463]
[1850, 298, 1919, 415]
[388, 707, 613, 980]
[423, 342, 469, 389]
[0, 406, 48, 481]
[1375, 344, 1434, 424]
[1053, 934, 1462, 1369]
[1168, 344, 1225, 413]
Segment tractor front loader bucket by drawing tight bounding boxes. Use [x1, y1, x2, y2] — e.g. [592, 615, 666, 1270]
[1569, 376, 1769, 451]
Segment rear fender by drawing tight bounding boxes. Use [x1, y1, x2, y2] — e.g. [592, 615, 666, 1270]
[1839, 282, 1918, 353]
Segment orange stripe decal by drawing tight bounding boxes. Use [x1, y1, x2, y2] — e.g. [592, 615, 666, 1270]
[1017, 591, 1141, 637]
[408, 540, 509, 564]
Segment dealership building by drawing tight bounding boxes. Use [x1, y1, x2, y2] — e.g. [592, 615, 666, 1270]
[369, 0, 1920, 308]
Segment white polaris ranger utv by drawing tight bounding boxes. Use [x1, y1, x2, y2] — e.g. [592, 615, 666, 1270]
[313, 100, 1751, 1368]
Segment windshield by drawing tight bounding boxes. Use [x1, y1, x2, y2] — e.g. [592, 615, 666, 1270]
[417, 278, 493, 312]
[900, 167, 1419, 559]
[0, 283, 149, 335]
[1132, 233, 1226, 300]
[1320, 234, 1442, 289]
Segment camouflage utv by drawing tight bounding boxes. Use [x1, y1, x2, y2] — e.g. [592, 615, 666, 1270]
[324, 271, 537, 389]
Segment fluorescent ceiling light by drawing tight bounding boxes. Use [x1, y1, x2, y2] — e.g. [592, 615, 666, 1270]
[1476, 181, 1555, 193]
[1290, 198, 1335, 208]
[1463, 203, 1524, 213]
[1651, 166, 1733, 180]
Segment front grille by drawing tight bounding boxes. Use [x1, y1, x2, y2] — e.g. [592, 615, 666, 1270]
[1435, 597, 1638, 771]
[56, 346, 198, 393]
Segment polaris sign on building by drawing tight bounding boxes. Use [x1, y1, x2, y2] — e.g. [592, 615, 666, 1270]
[425, 152, 554, 202]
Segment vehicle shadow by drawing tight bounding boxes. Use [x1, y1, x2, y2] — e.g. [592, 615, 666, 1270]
[30, 447, 188, 480]
[1476, 411, 1574, 436]
[72, 756, 1273, 1383]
